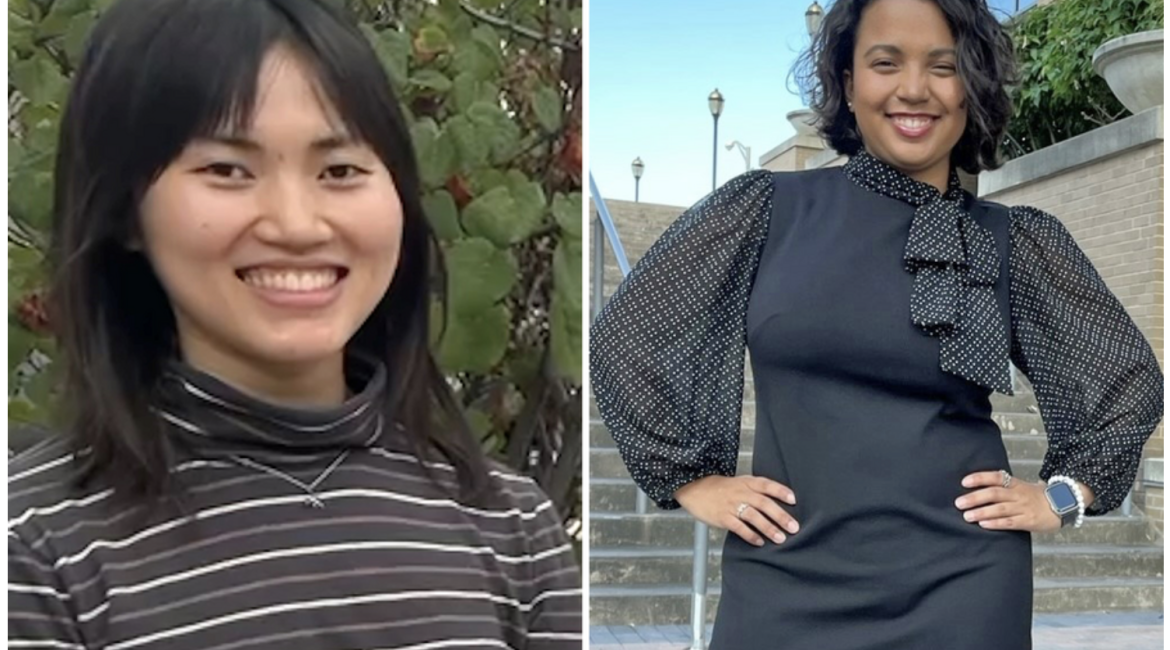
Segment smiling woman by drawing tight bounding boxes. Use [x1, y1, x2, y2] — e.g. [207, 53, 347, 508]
[8, 1, 580, 648]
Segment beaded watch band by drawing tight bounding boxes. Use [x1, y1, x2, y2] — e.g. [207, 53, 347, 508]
[1047, 475, 1086, 528]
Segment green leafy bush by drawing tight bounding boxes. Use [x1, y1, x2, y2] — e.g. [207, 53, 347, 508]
[1004, 0, 1163, 159]
[8, 0, 583, 525]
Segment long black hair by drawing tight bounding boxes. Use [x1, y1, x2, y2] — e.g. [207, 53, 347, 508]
[49, 0, 496, 512]
[792, 0, 1018, 173]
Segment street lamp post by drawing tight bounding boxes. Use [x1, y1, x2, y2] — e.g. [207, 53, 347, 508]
[709, 89, 724, 192]
[632, 157, 644, 202]
[726, 140, 752, 171]
[806, 0, 824, 38]
[687, 90, 725, 650]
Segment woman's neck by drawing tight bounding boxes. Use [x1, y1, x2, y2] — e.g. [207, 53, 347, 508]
[177, 341, 349, 408]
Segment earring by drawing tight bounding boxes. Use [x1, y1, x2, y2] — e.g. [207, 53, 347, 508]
[847, 101, 853, 111]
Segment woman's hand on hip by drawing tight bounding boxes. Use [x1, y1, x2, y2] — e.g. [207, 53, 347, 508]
[955, 470, 1061, 533]
[674, 475, 799, 547]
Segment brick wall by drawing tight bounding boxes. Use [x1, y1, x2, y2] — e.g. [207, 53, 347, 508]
[981, 139, 1164, 534]
[587, 199, 686, 313]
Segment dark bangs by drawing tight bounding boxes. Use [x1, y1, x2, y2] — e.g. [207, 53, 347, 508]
[51, 0, 494, 515]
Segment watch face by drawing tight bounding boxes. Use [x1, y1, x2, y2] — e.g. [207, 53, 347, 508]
[1047, 483, 1078, 511]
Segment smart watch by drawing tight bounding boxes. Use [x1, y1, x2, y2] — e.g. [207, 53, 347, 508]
[1044, 480, 1079, 528]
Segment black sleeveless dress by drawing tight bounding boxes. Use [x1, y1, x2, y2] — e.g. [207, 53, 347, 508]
[590, 151, 1162, 649]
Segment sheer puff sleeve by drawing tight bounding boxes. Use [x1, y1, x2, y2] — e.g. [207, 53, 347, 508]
[589, 171, 774, 510]
[1009, 206, 1164, 515]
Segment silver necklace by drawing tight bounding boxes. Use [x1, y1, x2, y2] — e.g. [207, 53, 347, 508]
[229, 449, 351, 509]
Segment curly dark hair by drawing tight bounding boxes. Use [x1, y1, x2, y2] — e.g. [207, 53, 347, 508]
[792, 0, 1018, 173]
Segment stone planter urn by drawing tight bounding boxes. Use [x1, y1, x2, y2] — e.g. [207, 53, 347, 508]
[786, 108, 818, 137]
[1092, 29, 1164, 114]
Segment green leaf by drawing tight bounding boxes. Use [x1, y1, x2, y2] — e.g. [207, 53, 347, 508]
[445, 114, 490, 170]
[468, 168, 508, 195]
[532, 84, 563, 133]
[410, 118, 455, 189]
[421, 190, 462, 241]
[552, 192, 583, 240]
[8, 245, 45, 296]
[452, 40, 500, 80]
[462, 183, 543, 247]
[9, 325, 38, 372]
[444, 237, 517, 314]
[410, 68, 452, 93]
[12, 57, 68, 108]
[549, 237, 583, 383]
[36, 0, 89, 40]
[9, 168, 55, 231]
[9, 396, 40, 425]
[415, 24, 451, 54]
[505, 175, 547, 237]
[437, 304, 510, 374]
[63, 11, 97, 64]
[466, 101, 520, 163]
[470, 24, 502, 55]
[451, 72, 499, 113]
[363, 25, 410, 87]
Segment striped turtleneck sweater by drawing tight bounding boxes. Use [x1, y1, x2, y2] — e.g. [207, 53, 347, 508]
[8, 355, 581, 649]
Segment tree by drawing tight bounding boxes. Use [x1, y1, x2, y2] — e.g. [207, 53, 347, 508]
[1003, 0, 1163, 159]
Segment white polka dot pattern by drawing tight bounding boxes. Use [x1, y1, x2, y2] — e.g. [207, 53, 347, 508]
[845, 150, 1013, 393]
[589, 171, 774, 509]
[1009, 205, 1163, 515]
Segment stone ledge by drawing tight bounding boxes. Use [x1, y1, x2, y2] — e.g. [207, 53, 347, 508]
[1143, 457, 1163, 488]
[758, 134, 826, 168]
[805, 146, 847, 170]
[980, 105, 1164, 197]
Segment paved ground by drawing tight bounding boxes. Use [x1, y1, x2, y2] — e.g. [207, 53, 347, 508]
[589, 611, 1164, 649]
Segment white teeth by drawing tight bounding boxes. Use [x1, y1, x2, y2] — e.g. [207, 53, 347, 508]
[893, 116, 932, 129]
[242, 268, 339, 292]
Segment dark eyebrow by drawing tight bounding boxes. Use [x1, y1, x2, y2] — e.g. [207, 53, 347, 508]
[195, 132, 359, 152]
[862, 44, 957, 58]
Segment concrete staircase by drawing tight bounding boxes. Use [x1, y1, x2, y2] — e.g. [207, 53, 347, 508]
[587, 199, 1163, 627]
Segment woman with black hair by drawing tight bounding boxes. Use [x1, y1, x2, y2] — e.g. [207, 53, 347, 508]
[591, 0, 1161, 647]
[8, 1, 580, 648]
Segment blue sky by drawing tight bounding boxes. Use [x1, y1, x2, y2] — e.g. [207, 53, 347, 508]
[588, 0, 1033, 208]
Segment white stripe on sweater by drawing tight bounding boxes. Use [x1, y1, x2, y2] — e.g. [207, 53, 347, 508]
[104, 591, 533, 650]
[52, 489, 555, 569]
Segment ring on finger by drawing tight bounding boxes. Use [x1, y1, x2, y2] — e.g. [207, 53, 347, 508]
[735, 502, 749, 520]
[1001, 470, 1013, 489]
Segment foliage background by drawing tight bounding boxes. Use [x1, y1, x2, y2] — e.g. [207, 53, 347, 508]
[1003, 0, 1163, 159]
[7, 0, 583, 534]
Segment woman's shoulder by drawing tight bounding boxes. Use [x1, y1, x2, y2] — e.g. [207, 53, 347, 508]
[8, 435, 94, 536]
[481, 459, 559, 516]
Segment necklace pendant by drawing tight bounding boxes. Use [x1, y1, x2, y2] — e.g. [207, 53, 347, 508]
[303, 496, 325, 509]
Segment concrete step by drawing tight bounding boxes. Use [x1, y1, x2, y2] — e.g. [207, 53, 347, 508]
[590, 459, 1049, 512]
[588, 513, 1159, 548]
[991, 390, 1040, 413]
[992, 412, 1046, 434]
[589, 577, 1164, 625]
[589, 545, 1164, 586]
[589, 428, 1049, 461]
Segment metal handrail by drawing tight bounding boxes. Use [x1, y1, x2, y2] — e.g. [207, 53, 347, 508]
[589, 172, 710, 649]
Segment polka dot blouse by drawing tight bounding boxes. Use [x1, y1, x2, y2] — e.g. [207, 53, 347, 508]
[589, 151, 1163, 513]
